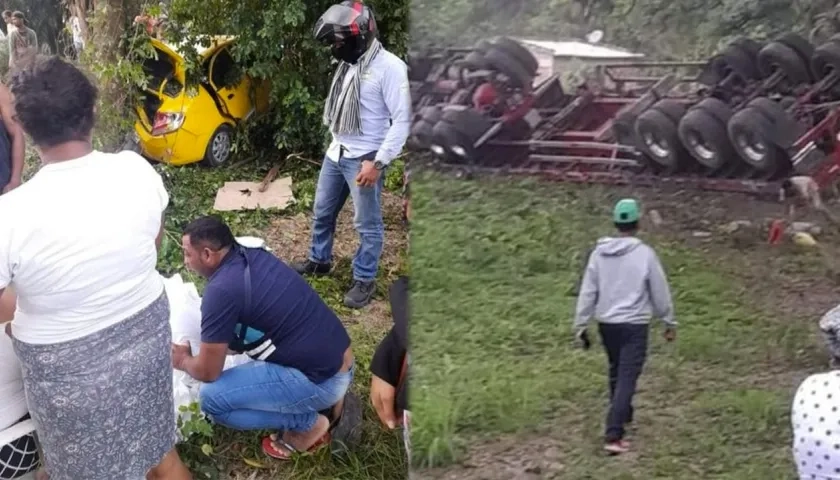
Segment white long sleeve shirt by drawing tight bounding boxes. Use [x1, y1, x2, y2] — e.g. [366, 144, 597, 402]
[326, 49, 412, 166]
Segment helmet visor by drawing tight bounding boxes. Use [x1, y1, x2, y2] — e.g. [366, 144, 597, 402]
[319, 4, 361, 29]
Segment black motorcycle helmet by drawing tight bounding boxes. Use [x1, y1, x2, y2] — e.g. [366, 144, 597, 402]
[313, 1, 378, 64]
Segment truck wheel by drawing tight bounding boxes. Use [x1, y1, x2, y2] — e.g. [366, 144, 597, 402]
[778, 33, 816, 72]
[757, 41, 811, 85]
[651, 99, 688, 124]
[410, 120, 434, 149]
[490, 37, 539, 75]
[731, 37, 763, 61]
[484, 47, 534, 88]
[462, 51, 489, 71]
[634, 108, 688, 171]
[433, 107, 495, 164]
[727, 107, 789, 178]
[678, 105, 737, 171]
[419, 105, 442, 124]
[720, 42, 761, 80]
[431, 120, 476, 164]
[201, 124, 233, 167]
[811, 40, 840, 81]
[745, 96, 805, 149]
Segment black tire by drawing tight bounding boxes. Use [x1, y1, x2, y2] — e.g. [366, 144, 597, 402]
[407, 53, 433, 82]
[811, 40, 840, 81]
[731, 37, 763, 61]
[440, 106, 494, 139]
[692, 96, 733, 124]
[727, 106, 789, 175]
[777, 33, 816, 69]
[201, 124, 233, 167]
[484, 47, 533, 88]
[474, 40, 493, 54]
[431, 120, 476, 164]
[678, 105, 737, 170]
[419, 105, 442, 124]
[651, 99, 688, 123]
[634, 108, 688, 169]
[490, 36, 539, 75]
[462, 51, 489, 71]
[745, 96, 805, 149]
[410, 119, 434, 148]
[757, 41, 812, 85]
[611, 110, 637, 146]
[720, 42, 761, 80]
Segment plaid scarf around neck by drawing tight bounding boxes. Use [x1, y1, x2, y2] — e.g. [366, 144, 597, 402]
[323, 37, 382, 136]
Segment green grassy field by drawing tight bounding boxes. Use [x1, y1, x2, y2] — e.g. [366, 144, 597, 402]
[409, 169, 829, 479]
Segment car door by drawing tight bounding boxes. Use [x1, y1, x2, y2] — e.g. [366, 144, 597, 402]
[208, 47, 255, 121]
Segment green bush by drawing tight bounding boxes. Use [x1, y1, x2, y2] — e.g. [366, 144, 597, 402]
[166, 0, 410, 158]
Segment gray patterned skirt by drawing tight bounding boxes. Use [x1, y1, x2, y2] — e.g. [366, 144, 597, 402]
[11, 292, 177, 480]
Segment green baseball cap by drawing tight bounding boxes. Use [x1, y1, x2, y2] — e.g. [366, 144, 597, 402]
[613, 198, 640, 224]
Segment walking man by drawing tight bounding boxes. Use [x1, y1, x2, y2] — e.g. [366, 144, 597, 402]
[293, 1, 411, 309]
[574, 198, 676, 454]
[8, 12, 37, 71]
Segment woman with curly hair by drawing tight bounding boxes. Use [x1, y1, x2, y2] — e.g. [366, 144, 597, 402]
[0, 56, 191, 480]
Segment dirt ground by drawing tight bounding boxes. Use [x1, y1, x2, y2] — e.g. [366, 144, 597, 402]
[262, 191, 408, 329]
[412, 183, 840, 480]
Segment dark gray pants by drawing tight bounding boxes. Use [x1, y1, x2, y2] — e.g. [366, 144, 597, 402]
[598, 323, 648, 442]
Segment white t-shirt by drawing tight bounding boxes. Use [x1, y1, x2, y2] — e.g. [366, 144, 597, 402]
[792, 371, 840, 480]
[0, 151, 169, 344]
[0, 332, 26, 431]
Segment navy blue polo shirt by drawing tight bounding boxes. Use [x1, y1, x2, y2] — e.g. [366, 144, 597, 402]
[200, 247, 351, 383]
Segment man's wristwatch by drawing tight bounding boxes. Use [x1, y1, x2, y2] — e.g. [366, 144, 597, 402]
[374, 160, 386, 170]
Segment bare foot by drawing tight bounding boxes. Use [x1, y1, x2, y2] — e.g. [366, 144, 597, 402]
[269, 414, 330, 453]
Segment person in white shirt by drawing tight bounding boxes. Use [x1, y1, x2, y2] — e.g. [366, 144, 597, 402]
[0, 56, 192, 480]
[69, 10, 84, 58]
[294, 1, 411, 309]
[792, 370, 840, 479]
[0, 289, 42, 480]
[1, 12, 14, 37]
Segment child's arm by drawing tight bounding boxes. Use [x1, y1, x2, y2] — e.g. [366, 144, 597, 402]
[647, 249, 676, 327]
[574, 251, 599, 329]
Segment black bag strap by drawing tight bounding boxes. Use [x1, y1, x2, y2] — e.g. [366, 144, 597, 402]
[230, 245, 268, 354]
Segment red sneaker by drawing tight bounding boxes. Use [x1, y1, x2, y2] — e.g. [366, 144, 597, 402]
[604, 439, 630, 454]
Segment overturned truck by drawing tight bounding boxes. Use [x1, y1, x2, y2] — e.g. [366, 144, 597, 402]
[407, 34, 840, 194]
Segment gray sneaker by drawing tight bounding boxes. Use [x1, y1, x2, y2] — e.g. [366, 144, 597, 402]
[344, 280, 375, 309]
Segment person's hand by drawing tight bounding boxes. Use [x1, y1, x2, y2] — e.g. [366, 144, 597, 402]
[355, 160, 381, 187]
[663, 327, 676, 342]
[575, 327, 591, 350]
[370, 374, 398, 429]
[2, 177, 20, 194]
[171, 343, 192, 370]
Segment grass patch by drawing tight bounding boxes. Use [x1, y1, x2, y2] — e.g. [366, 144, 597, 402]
[409, 170, 819, 478]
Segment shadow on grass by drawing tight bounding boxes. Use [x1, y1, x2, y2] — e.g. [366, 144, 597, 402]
[409, 170, 825, 478]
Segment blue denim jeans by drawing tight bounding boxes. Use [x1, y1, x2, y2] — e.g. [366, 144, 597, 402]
[308, 152, 385, 281]
[199, 361, 354, 432]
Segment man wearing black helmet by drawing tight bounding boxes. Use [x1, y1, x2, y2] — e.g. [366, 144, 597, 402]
[293, 1, 412, 309]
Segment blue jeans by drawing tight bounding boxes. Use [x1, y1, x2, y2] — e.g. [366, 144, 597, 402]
[199, 361, 354, 432]
[309, 151, 385, 281]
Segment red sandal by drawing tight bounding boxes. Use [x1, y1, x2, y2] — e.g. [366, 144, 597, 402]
[261, 432, 331, 460]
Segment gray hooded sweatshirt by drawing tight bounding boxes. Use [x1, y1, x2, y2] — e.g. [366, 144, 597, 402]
[574, 236, 675, 329]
